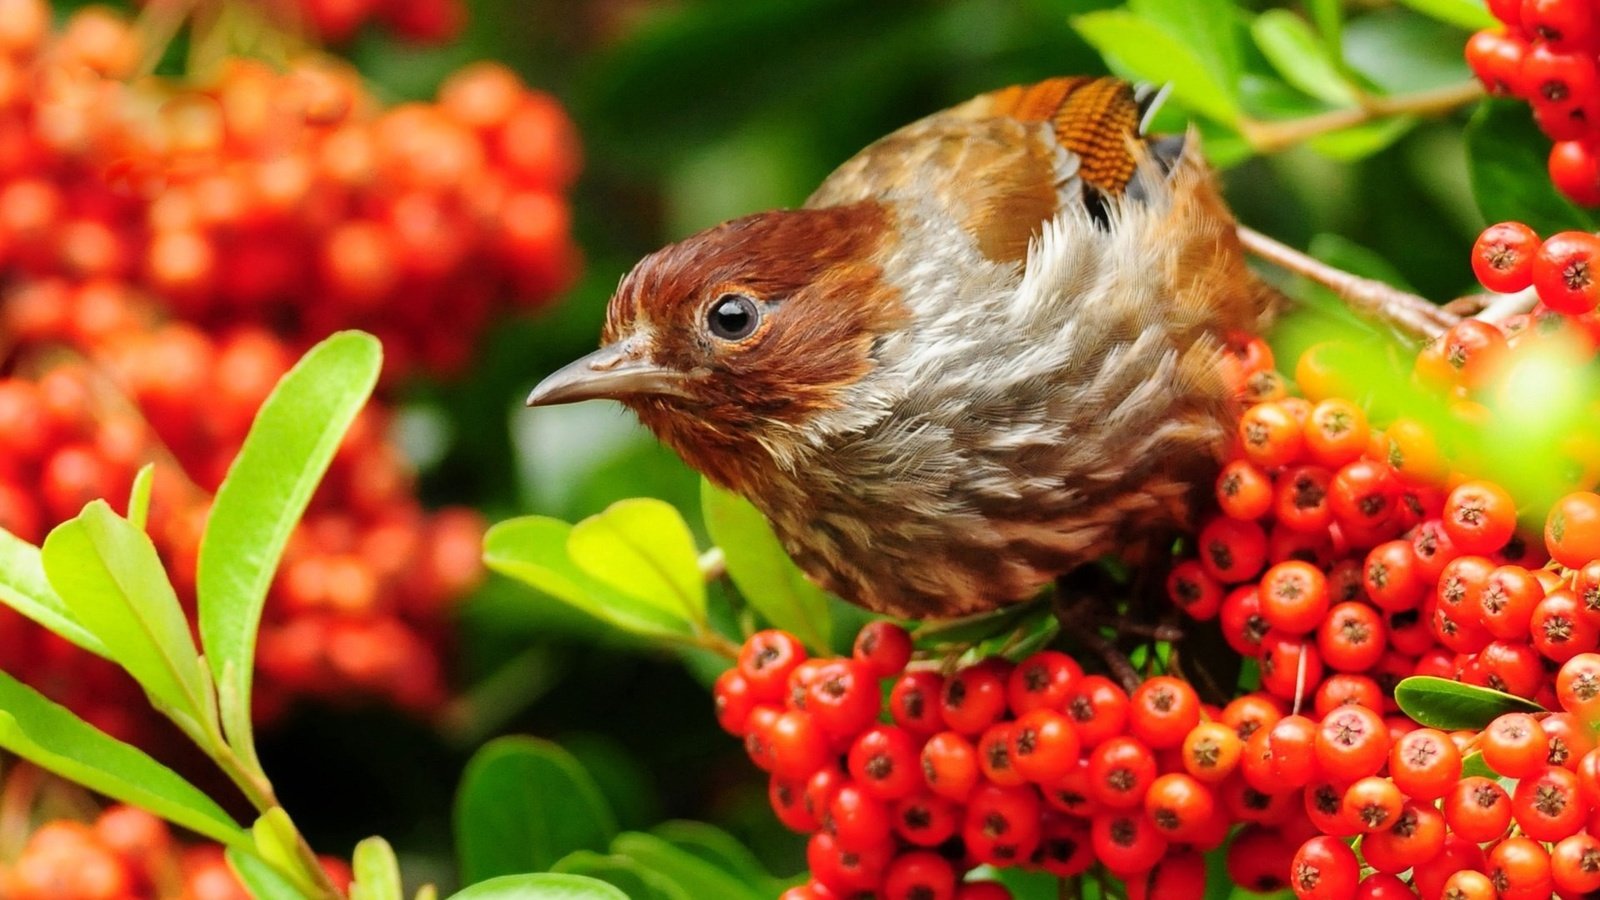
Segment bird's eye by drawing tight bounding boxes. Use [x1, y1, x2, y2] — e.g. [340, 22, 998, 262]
[706, 293, 761, 341]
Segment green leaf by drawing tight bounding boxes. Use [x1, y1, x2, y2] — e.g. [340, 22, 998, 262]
[1307, 116, 1417, 160]
[127, 464, 154, 532]
[1309, 0, 1344, 60]
[550, 852, 691, 900]
[0, 669, 245, 847]
[1343, 10, 1473, 93]
[41, 502, 212, 735]
[648, 821, 782, 898]
[226, 849, 304, 900]
[455, 737, 617, 885]
[1468, 100, 1599, 235]
[1393, 0, 1497, 30]
[567, 499, 706, 627]
[1394, 676, 1544, 730]
[1071, 11, 1241, 124]
[352, 836, 404, 900]
[700, 480, 830, 649]
[198, 330, 381, 770]
[1251, 10, 1357, 106]
[608, 833, 763, 900]
[913, 598, 1048, 648]
[447, 874, 627, 900]
[0, 528, 108, 658]
[1127, 0, 1241, 91]
[483, 517, 692, 636]
[251, 808, 321, 899]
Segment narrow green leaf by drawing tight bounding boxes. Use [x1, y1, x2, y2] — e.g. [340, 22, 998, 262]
[251, 808, 321, 899]
[550, 852, 691, 900]
[417, 887, 439, 900]
[609, 833, 763, 900]
[913, 598, 1048, 648]
[568, 499, 706, 626]
[700, 480, 830, 649]
[1309, 0, 1344, 60]
[352, 836, 404, 900]
[198, 330, 381, 768]
[483, 517, 691, 637]
[447, 874, 627, 900]
[649, 821, 784, 898]
[226, 848, 305, 900]
[1468, 100, 1599, 235]
[1127, 0, 1241, 89]
[0, 528, 108, 658]
[1251, 10, 1358, 106]
[454, 737, 617, 885]
[1394, 676, 1544, 730]
[42, 503, 211, 734]
[0, 669, 245, 846]
[1071, 11, 1241, 124]
[127, 464, 154, 532]
[1393, 0, 1497, 30]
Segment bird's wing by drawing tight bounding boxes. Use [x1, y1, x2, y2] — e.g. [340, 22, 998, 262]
[806, 76, 1175, 266]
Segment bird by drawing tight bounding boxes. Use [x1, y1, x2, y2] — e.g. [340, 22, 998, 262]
[527, 76, 1281, 619]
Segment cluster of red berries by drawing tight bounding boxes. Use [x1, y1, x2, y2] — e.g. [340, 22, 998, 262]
[717, 622, 1227, 899]
[0, 324, 486, 743]
[0, 0, 581, 380]
[1472, 221, 1600, 318]
[1, 802, 350, 900]
[1466, 0, 1600, 204]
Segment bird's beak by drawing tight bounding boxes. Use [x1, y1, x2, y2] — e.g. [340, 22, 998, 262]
[526, 343, 691, 407]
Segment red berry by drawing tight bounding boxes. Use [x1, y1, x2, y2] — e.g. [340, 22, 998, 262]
[1535, 231, 1600, 314]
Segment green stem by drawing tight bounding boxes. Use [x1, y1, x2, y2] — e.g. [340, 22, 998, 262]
[1236, 80, 1485, 153]
[209, 742, 343, 899]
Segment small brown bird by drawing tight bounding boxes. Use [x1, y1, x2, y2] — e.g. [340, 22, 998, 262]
[528, 77, 1280, 619]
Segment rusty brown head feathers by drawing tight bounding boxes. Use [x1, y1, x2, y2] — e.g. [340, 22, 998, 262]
[528, 76, 1279, 619]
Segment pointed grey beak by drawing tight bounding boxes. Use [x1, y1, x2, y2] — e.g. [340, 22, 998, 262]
[526, 343, 691, 407]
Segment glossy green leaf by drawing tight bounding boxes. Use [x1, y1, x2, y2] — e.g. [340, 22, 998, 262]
[1343, 11, 1473, 93]
[226, 849, 303, 900]
[700, 480, 830, 649]
[42, 502, 212, 735]
[608, 833, 763, 900]
[352, 836, 404, 900]
[550, 852, 690, 900]
[0, 528, 108, 658]
[1468, 100, 1599, 235]
[447, 875, 627, 900]
[1071, 11, 1240, 124]
[455, 737, 617, 885]
[1394, 676, 1544, 730]
[1252, 10, 1357, 106]
[0, 669, 245, 846]
[197, 330, 381, 770]
[568, 499, 706, 626]
[127, 464, 154, 532]
[1128, 0, 1241, 90]
[649, 821, 782, 897]
[1393, 0, 1497, 30]
[483, 517, 691, 636]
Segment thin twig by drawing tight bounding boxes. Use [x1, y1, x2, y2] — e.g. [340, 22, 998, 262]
[1238, 226, 1460, 341]
[1473, 287, 1541, 323]
[1237, 80, 1485, 153]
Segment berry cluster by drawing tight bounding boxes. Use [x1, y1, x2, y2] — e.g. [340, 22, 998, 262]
[0, 324, 486, 743]
[1466, 0, 1600, 204]
[1, 802, 350, 900]
[719, 623, 1156, 900]
[0, 1, 581, 380]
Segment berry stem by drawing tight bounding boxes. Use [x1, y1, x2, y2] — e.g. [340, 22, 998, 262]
[1236, 226, 1461, 340]
[1236, 80, 1486, 153]
[1473, 286, 1542, 323]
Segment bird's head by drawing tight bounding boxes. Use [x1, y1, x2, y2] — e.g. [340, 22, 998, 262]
[527, 202, 906, 493]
